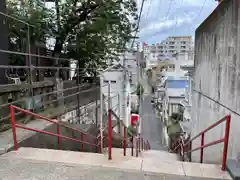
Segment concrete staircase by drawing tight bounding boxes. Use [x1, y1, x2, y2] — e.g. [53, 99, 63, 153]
[0, 147, 231, 180]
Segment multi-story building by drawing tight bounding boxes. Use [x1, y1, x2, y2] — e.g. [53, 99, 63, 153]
[149, 36, 194, 59]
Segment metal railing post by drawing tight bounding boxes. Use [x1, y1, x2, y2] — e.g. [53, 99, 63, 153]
[136, 139, 138, 157]
[81, 133, 84, 152]
[123, 126, 126, 156]
[57, 124, 60, 149]
[147, 140, 150, 150]
[10, 106, 18, 151]
[99, 136, 102, 153]
[100, 80, 103, 153]
[200, 133, 205, 163]
[108, 82, 112, 160]
[189, 141, 192, 162]
[138, 137, 141, 153]
[96, 137, 98, 153]
[131, 136, 133, 156]
[108, 108, 112, 159]
[222, 115, 231, 170]
[141, 138, 143, 151]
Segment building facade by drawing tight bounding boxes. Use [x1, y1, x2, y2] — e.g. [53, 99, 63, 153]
[100, 64, 132, 128]
[150, 36, 193, 58]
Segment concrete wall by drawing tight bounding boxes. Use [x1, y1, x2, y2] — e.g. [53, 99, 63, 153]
[17, 123, 98, 153]
[192, 0, 240, 163]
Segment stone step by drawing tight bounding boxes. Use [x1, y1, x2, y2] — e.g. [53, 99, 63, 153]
[0, 147, 231, 180]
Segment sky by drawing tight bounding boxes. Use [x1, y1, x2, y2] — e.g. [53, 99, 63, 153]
[136, 0, 218, 44]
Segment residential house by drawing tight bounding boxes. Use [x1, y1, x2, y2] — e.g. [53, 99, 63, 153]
[100, 64, 132, 131]
[162, 77, 188, 122]
[179, 64, 194, 139]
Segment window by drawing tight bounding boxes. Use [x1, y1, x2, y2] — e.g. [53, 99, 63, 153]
[181, 41, 186, 44]
[103, 80, 109, 83]
[169, 41, 175, 45]
[181, 46, 186, 49]
[110, 80, 117, 83]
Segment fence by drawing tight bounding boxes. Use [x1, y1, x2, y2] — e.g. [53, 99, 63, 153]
[10, 105, 101, 152]
[0, 48, 102, 132]
[8, 76, 151, 160]
[0, 9, 102, 131]
[171, 115, 231, 170]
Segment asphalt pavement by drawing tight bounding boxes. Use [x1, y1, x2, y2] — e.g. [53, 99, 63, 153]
[141, 95, 165, 150]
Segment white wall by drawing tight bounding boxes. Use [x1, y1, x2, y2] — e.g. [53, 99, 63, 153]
[124, 81, 131, 127]
[100, 70, 131, 127]
[100, 71, 123, 118]
[174, 53, 194, 73]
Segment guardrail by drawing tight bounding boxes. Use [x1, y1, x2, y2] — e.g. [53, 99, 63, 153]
[9, 104, 151, 160]
[9, 105, 100, 152]
[106, 109, 151, 159]
[171, 115, 231, 170]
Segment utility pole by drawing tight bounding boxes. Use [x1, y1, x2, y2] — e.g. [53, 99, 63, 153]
[122, 53, 127, 133]
[136, 42, 142, 134]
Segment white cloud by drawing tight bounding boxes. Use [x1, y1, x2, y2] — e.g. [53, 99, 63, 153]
[137, 0, 217, 43]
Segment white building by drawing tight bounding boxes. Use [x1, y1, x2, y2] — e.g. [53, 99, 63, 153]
[100, 64, 132, 128]
[149, 36, 194, 58]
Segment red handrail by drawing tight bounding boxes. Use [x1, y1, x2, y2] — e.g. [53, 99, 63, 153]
[9, 105, 100, 152]
[106, 108, 150, 159]
[171, 114, 231, 170]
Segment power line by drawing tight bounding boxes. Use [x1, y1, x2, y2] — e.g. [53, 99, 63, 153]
[172, 0, 184, 33]
[198, 0, 207, 18]
[165, 0, 174, 20]
[188, 0, 207, 34]
[130, 0, 145, 48]
[145, 0, 153, 21]
[143, 0, 174, 39]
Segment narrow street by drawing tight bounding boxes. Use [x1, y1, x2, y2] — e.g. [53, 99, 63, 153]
[141, 95, 165, 150]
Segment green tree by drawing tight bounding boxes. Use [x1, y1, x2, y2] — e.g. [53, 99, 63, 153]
[7, 0, 53, 65]
[136, 83, 144, 97]
[7, 0, 138, 76]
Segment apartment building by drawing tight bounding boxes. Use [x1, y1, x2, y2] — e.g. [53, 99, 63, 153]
[150, 36, 193, 58]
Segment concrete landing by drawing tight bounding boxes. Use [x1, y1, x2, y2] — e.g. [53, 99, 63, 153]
[1, 147, 231, 179]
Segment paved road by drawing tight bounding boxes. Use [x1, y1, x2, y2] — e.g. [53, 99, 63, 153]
[141, 95, 165, 150]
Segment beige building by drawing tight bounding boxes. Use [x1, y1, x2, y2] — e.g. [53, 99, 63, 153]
[149, 36, 194, 58]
